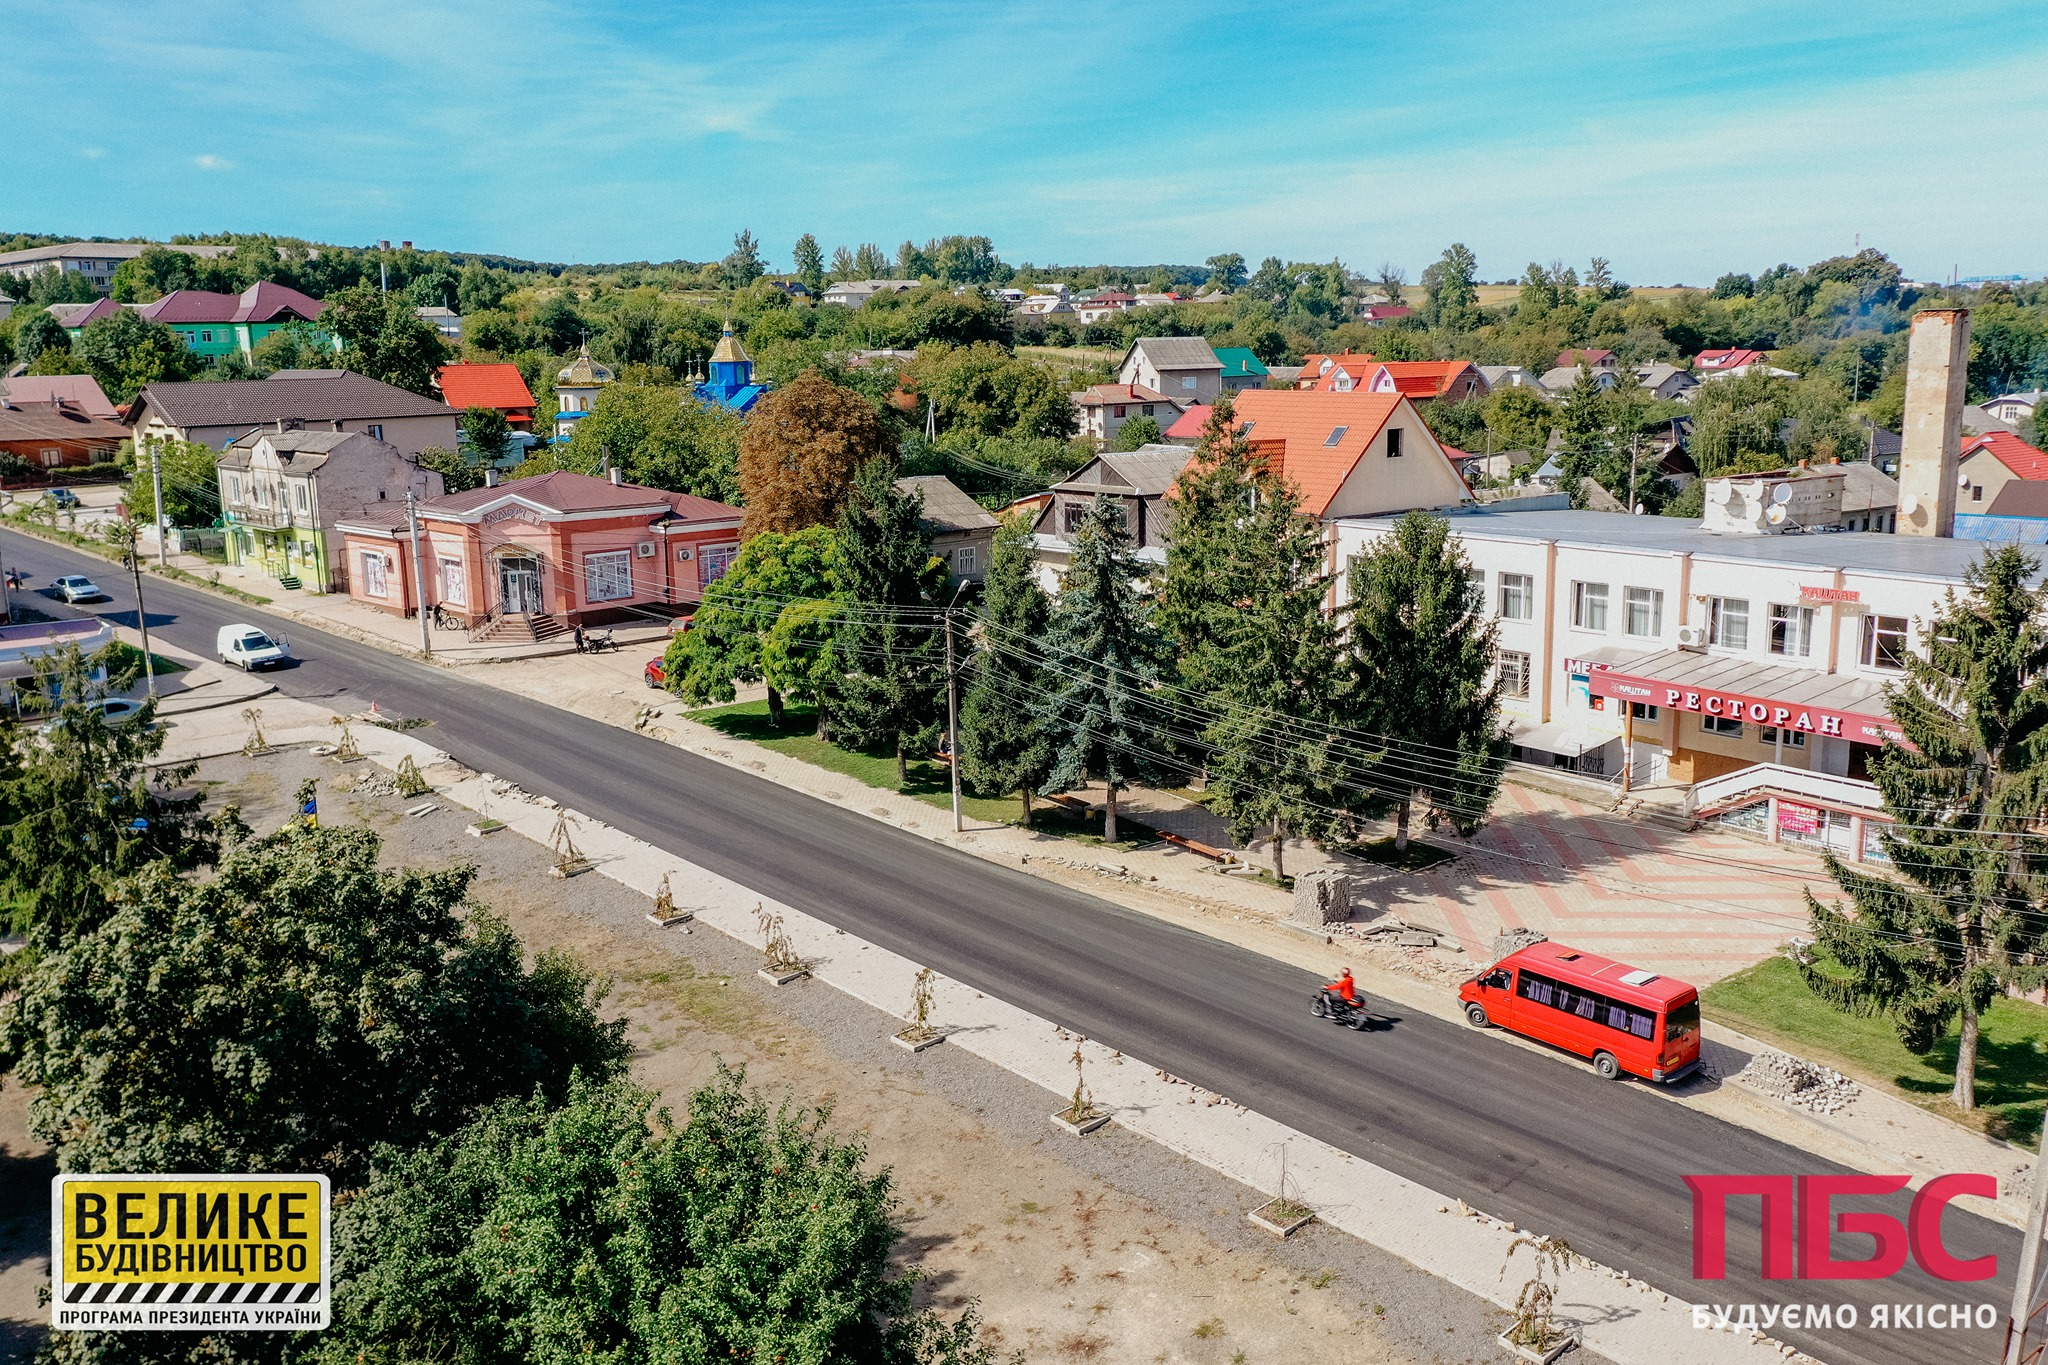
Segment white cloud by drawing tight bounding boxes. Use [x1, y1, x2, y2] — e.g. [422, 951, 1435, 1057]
[80, 147, 105, 159]
[192, 154, 233, 171]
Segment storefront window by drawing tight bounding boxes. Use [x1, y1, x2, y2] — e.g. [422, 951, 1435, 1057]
[1707, 597, 1749, 650]
[1862, 615, 1908, 670]
[1624, 587, 1663, 637]
[699, 543, 739, 585]
[1498, 573, 1533, 620]
[1702, 714, 1743, 736]
[584, 550, 634, 603]
[1769, 604, 1814, 657]
[1571, 581, 1609, 631]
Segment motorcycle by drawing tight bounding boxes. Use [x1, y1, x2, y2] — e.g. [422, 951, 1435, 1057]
[1311, 988, 1374, 1030]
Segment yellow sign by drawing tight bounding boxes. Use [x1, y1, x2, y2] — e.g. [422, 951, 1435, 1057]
[51, 1174, 330, 1332]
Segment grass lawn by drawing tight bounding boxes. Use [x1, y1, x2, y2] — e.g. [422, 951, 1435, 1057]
[690, 699, 1148, 850]
[1349, 836, 1456, 871]
[1703, 955, 2048, 1142]
[103, 640, 189, 677]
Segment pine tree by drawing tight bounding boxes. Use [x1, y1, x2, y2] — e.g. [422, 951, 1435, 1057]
[1343, 511, 1508, 851]
[1802, 546, 2048, 1111]
[792, 233, 826, 293]
[1034, 496, 1168, 843]
[829, 463, 946, 780]
[960, 516, 1054, 824]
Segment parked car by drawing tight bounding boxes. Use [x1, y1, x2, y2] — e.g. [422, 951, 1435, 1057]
[218, 624, 291, 671]
[53, 575, 104, 603]
[45, 488, 80, 509]
[38, 697, 145, 735]
[643, 658, 666, 689]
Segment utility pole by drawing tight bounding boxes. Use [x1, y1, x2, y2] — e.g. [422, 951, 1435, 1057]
[1627, 435, 1641, 514]
[406, 490, 431, 658]
[123, 534, 157, 698]
[944, 605, 963, 833]
[148, 441, 167, 567]
[2005, 1130, 2048, 1365]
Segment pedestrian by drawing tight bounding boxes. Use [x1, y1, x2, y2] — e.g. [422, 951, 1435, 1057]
[573, 622, 586, 654]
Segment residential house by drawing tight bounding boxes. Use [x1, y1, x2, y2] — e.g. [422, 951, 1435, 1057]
[1163, 405, 1212, 444]
[334, 469, 743, 636]
[438, 363, 537, 431]
[1634, 363, 1699, 402]
[1956, 430, 2048, 511]
[1134, 293, 1179, 309]
[1962, 403, 2017, 435]
[897, 474, 999, 583]
[1072, 299, 1131, 325]
[1070, 384, 1184, 448]
[820, 279, 919, 307]
[0, 399, 129, 469]
[1957, 480, 2048, 545]
[1359, 304, 1414, 325]
[1266, 365, 1304, 387]
[0, 375, 118, 418]
[552, 346, 614, 441]
[416, 306, 463, 341]
[1224, 388, 1471, 522]
[1980, 389, 2044, 429]
[1477, 365, 1542, 392]
[1694, 348, 1771, 372]
[1017, 294, 1076, 320]
[1863, 422, 1904, 477]
[130, 283, 333, 365]
[1029, 444, 1192, 587]
[1840, 460, 1901, 533]
[1540, 365, 1618, 395]
[1213, 347, 1270, 392]
[1557, 348, 1618, 371]
[127, 370, 461, 457]
[217, 428, 443, 592]
[0, 241, 231, 294]
[1355, 360, 1488, 402]
[1295, 353, 1374, 389]
[694, 323, 767, 414]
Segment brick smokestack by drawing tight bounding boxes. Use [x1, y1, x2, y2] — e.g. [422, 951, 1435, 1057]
[1895, 308, 1970, 538]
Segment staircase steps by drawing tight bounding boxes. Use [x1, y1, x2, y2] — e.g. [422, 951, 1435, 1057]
[472, 612, 568, 644]
[276, 575, 303, 590]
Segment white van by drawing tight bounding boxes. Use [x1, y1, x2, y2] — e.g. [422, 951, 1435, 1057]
[218, 624, 290, 671]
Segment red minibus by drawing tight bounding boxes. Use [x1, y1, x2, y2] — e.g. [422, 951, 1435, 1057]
[1458, 941, 1701, 1082]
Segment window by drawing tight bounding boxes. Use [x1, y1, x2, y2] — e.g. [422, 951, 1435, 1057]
[361, 552, 387, 598]
[1707, 596, 1749, 650]
[1972, 485, 1984, 502]
[1112, 405, 1126, 418]
[228, 474, 242, 503]
[292, 482, 308, 513]
[1862, 614, 1908, 669]
[39, 447, 61, 467]
[699, 543, 739, 585]
[1628, 702, 1660, 721]
[1142, 405, 1154, 416]
[1759, 725, 1806, 748]
[584, 550, 633, 602]
[1324, 426, 1349, 447]
[1624, 587, 1662, 638]
[1571, 581, 1609, 631]
[1181, 375, 1198, 390]
[251, 479, 268, 507]
[1514, 969, 1657, 1040]
[439, 557, 466, 605]
[1498, 651, 1531, 699]
[200, 330, 212, 343]
[367, 424, 384, 441]
[1769, 604, 1814, 657]
[1063, 503, 1086, 534]
[1702, 714, 1744, 736]
[1497, 573, 1533, 620]
[1385, 428, 1404, 458]
[956, 545, 977, 575]
[1665, 1000, 1700, 1044]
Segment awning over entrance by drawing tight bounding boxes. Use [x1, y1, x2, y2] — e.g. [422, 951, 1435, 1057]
[1572, 647, 1902, 745]
[1508, 718, 1623, 757]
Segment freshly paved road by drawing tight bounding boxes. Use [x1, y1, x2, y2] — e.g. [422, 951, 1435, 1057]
[1, 529, 2015, 1365]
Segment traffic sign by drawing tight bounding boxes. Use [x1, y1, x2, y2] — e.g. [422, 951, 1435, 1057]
[51, 1174, 330, 1332]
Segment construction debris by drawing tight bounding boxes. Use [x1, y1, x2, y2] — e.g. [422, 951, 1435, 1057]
[1730, 1048, 1862, 1116]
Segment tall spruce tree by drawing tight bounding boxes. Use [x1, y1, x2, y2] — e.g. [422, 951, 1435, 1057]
[960, 515, 1054, 823]
[1034, 495, 1168, 843]
[1802, 546, 2048, 1111]
[1160, 400, 1346, 877]
[829, 462, 946, 780]
[1343, 511, 1508, 851]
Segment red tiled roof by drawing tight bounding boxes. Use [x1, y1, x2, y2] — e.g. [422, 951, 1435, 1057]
[1361, 305, 1413, 321]
[1217, 389, 1415, 516]
[1359, 360, 1478, 399]
[1694, 348, 1768, 370]
[1963, 430, 2048, 482]
[438, 363, 536, 415]
[1556, 348, 1614, 368]
[1164, 404, 1212, 439]
[57, 298, 121, 329]
[425, 470, 740, 522]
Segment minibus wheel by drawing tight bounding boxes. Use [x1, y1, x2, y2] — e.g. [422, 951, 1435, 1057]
[1592, 1051, 1621, 1080]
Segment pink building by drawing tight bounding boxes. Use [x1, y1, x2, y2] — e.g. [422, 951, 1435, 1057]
[336, 470, 741, 640]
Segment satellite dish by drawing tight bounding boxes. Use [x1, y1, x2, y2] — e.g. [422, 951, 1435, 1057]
[1959, 470, 1972, 488]
[1772, 483, 1795, 505]
[1901, 494, 1921, 516]
[1710, 481, 1736, 505]
[1766, 504, 1789, 526]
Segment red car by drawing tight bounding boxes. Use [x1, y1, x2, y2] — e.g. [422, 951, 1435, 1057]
[643, 658, 666, 689]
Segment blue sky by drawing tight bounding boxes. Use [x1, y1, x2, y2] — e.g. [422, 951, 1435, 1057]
[14, 1, 2048, 284]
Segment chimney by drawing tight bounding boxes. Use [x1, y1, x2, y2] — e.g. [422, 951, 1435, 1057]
[484, 468, 499, 487]
[608, 466, 623, 486]
[1896, 308, 1970, 538]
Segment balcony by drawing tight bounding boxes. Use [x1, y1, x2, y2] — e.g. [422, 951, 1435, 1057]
[226, 502, 295, 531]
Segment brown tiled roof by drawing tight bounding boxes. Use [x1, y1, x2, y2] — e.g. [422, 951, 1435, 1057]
[0, 375, 118, 417]
[425, 470, 740, 523]
[131, 371, 455, 429]
[0, 400, 129, 446]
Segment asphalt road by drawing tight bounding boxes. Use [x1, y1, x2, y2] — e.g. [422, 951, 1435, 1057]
[0, 529, 2019, 1365]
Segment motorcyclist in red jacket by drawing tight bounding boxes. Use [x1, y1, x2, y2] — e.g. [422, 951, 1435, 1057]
[1326, 968, 1360, 1006]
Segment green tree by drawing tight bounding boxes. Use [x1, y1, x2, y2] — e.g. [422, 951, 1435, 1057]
[1802, 547, 2048, 1112]
[792, 232, 826, 293]
[1110, 414, 1162, 450]
[457, 261, 510, 314]
[1482, 385, 1555, 461]
[564, 383, 744, 502]
[829, 463, 945, 779]
[1420, 243, 1479, 332]
[418, 444, 485, 493]
[317, 1068, 1011, 1365]
[1688, 369, 1792, 475]
[459, 404, 513, 466]
[853, 243, 890, 279]
[1343, 512, 1508, 851]
[73, 309, 197, 403]
[909, 342, 1078, 444]
[0, 822, 628, 1182]
[12, 308, 70, 366]
[110, 246, 199, 302]
[960, 516, 1054, 823]
[664, 526, 838, 728]
[1034, 496, 1168, 843]
[829, 245, 858, 281]
[722, 229, 766, 291]
[26, 265, 98, 305]
[323, 283, 450, 395]
[134, 437, 220, 527]
[1203, 253, 1247, 292]
[738, 370, 898, 538]
[250, 319, 332, 372]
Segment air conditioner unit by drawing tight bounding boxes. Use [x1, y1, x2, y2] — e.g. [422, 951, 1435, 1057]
[635, 542, 656, 559]
[1676, 624, 1708, 650]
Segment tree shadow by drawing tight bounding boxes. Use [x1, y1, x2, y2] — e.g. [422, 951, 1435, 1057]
[1895, 1031, 2047, 1142]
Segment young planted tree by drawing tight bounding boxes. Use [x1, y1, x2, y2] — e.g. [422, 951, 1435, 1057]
[1343, 511, 1509, 851]
[1034, 495, 1169, 843]
[737, 370, 898, 538]
[664, 526, 837, 727]
[829, 463, 946, 779]
[1802, 546, 2048, 1111]
[960, 515, 1054, 823]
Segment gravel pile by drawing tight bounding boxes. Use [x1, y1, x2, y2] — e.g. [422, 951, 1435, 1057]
[334, 771, 399, 798]
[1733, 1048, 1861, 1115]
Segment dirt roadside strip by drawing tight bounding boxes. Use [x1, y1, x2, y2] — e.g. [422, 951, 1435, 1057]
[157, 701, 1820, 1365]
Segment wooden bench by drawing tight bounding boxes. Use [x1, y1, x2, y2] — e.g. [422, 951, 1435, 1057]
[1043, 793, 1092, 813]
[1155, 829, 1236, 864]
